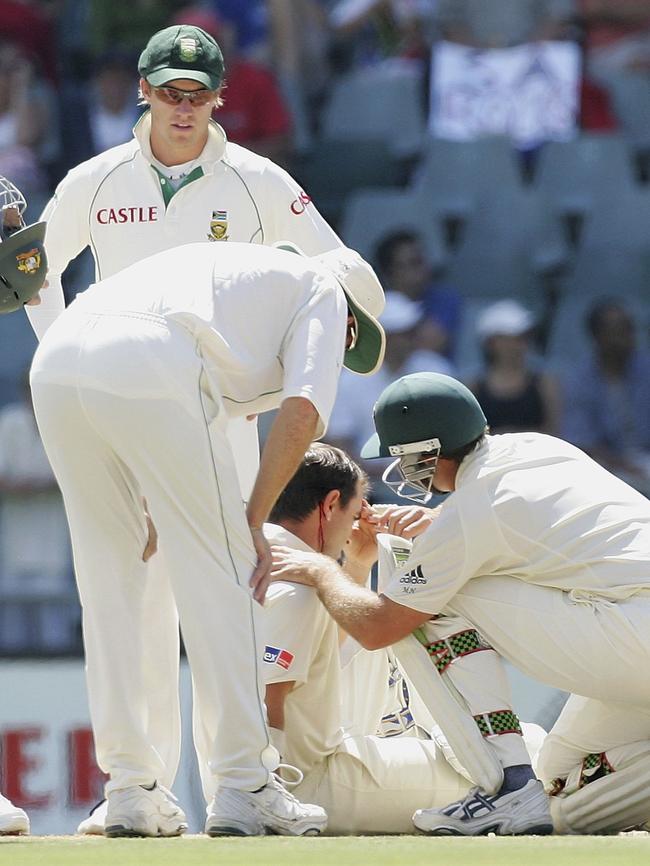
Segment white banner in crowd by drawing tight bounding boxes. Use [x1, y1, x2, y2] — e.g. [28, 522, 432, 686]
[430, 40, 581, 148]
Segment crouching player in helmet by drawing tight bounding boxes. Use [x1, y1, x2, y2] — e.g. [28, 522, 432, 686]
[271, 372, 650, 836]
[0, 175, 48, 835]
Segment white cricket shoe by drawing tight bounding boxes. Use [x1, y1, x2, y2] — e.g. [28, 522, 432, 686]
[413, 779, 553, 836]
[105, 783, 187, 838]
[77, 799, 107, 835]
[205, 774, 328, 837]
[0, 793, 29, 835]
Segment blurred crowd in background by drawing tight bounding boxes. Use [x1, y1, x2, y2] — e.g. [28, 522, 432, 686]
[1, 0, 650, 656]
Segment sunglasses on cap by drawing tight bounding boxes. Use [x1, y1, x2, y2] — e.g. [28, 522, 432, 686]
[152, 85, 216, 106]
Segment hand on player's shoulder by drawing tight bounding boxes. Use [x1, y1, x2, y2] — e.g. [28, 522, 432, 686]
[270, 545, 332, 588]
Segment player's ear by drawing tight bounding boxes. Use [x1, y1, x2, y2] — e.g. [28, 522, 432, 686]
[140, 78, 152, 102]
[322, 489, 340, 518]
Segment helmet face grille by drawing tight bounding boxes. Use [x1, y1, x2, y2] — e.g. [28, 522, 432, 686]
[0, 176, 27, 242]
[381, 452, 439, 504]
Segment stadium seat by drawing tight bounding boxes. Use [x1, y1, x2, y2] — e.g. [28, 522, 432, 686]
[606, 72, 650, 152]
[339, 187, 447, 270]
[296, 139, 404, 224]
[443, 188, 569, 302]
[320, 63, 427, 159]
[410, 136, 525, 220]
[558, 189, 650, 301]
[532, 134, 638, 217]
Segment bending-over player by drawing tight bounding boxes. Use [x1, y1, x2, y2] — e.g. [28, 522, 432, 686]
[272, 372, 650, 835]
[261, 442, 546, 833]
[28, 241, 385, 837]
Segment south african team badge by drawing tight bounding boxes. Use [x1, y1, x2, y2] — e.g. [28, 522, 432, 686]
[208, 210, 229, 241]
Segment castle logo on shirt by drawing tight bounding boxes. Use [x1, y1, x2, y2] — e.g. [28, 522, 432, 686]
[263, 646, 295, 670]
[290, 190, 312, 215]
[208, 210, 229, 241]
[96, 206, 158, 224]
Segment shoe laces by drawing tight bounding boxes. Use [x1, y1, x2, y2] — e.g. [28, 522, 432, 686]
[267, 763, 305, 807]
[154, 783, 180, 804]
[141, 781, 182, 816]
[272, 763, 304, 790]
[442, 786, 482, 816]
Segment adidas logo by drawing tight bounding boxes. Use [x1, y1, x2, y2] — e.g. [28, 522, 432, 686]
[400, 565, 426, 585]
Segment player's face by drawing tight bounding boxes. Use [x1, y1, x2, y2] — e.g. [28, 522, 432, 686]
[346, 313, 358, 350]
[141, 78, 219, 158]
[323, 480, 365, 559]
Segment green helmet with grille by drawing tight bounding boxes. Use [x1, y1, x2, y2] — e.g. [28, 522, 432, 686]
[361, 372, 487, 502]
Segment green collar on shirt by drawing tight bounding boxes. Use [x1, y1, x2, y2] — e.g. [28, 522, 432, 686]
[151, 165, 204, 208]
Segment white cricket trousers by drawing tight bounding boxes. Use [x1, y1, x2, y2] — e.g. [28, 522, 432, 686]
[30, 309, 276, 794]
[295, 734, 470, 834]
[445, 577, 650, 707]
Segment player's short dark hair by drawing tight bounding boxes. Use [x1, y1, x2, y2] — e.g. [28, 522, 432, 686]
[374, 229, 419, 274]
[270, 443, 368, 523]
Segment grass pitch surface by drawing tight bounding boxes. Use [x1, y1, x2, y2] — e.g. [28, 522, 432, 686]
[1, 834, 649, 866]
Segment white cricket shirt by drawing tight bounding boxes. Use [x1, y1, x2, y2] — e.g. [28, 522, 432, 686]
[29, 113, 341, 338]
[384, 432, 650, 614]
[262, 523, 344, 774]
[60, 242, 347, 431]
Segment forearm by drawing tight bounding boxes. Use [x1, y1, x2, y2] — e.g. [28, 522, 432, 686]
[25, 275, 66, 340]
[311, 557, 388, 648]
[246, 397, 319, 528]
[342, 557, 373, 586]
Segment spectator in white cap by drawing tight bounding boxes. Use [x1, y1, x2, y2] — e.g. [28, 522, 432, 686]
[327, 291, 456, 487]
[467, 300, 560, 435]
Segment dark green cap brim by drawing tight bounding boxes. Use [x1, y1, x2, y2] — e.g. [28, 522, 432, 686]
[344, 301, 385, 375]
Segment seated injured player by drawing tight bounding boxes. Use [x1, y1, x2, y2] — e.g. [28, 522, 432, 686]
[256, 442, 546, 834]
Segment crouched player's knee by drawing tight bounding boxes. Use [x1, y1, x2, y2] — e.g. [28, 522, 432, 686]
[540, 741, 650, 834]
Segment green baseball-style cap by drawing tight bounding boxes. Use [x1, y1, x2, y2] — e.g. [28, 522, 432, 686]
[361, 372, 487, 459]
[138, 25, 225, 90]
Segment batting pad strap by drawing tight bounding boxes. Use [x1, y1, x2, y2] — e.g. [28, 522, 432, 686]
[414, 627, 487, 673]
[580, 752, 615, 787]
[474, 710, 523, 738]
